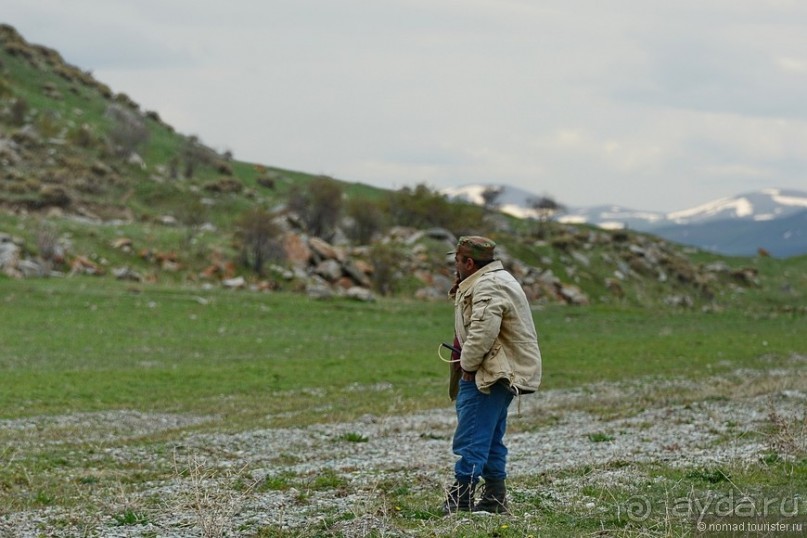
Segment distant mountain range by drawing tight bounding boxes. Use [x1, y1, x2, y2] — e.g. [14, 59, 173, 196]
[442, 186, 807, 258]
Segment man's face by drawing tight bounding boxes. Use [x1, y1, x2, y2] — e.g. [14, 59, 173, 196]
[455, 254, 474, 281]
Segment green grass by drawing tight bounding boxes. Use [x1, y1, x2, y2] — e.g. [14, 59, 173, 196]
[536, 304, 803, 390]
[1, 277, 805, 536]
[113, 509, 149, 526]
[500, 457, 807, 537]
[0, 278, 444, 423]
[1, 277, 804, 426]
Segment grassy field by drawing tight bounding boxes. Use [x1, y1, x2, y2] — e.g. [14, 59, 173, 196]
[1, 277, 805, 536]
[2, 277, 804, 424]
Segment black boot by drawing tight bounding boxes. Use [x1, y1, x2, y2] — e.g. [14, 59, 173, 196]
[473, 478, 508, 514]
[443, 480, 475, 514]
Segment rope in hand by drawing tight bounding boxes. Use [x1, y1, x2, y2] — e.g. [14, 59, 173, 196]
[437, 343, 461, 363]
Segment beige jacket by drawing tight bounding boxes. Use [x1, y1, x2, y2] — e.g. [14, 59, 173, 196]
[449, 260, 542, 400]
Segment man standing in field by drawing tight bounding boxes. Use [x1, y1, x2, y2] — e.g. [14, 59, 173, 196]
[444, 236, 542, 515]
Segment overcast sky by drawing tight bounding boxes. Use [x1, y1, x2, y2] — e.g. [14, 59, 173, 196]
[5, 0, 807, 211]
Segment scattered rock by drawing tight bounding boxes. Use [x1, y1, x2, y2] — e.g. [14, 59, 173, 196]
[2, 366, 803, 536]
[0, 235, 21, 274]
[113, 266, 142, 282]
[309, 236, 344, 262]
[314, 259, 343, 281]
[344, 286, 375, 302]
[222, 276, 246, 289]
[70, 255, 103, 276]
[111, 237, 133, 250]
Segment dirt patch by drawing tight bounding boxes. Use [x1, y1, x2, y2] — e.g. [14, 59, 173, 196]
[2, 367, 805, 537]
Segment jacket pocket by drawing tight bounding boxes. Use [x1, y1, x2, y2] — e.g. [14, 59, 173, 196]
[470, 296, 491, 321]
[479, 343, 511, 385]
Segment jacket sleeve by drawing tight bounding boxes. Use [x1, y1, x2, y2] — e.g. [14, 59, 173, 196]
[460, 280, 505, 372]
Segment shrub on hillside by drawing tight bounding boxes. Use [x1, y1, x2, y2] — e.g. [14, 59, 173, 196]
[36, 222, 62, 271]
[383, 183, 484, 233]
[369, 240, 404, 296]
[203, 178, 243, 194]
[67, 123, 95, 148]
[9, 96, 29, 126]
[180, 135, 216, 179]
[345, 197, 385, 245]
[105, 103, 149, 158]
[36, 185, 70, 208]
[287, 176, 344, 241]
[176, 198, 209, 252]
[235, 208, 283, 276]
[0, 76, 13, 99]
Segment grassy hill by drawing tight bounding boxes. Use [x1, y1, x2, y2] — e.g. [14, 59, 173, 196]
[0, 24, 357, 219]
[2, 23, 806, 311]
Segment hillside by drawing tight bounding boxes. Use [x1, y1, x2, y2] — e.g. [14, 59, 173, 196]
[0, 24, 351, 221]
[2, 24, 806, 311]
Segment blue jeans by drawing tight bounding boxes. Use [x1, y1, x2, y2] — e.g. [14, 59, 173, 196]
[452, 378, 514, 483]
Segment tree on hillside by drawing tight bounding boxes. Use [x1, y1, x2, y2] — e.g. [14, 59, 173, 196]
[36, 222, 61, 273]
[369, 240, 403, 296]
[9, 97, 28, 126]
[176, 197, 209, 251]
[181, 135, 211, 179]
[527, 195, 566, 238]
[345, 197, 385, 245]
[384, 183, 484, 232]
[234, 208, 283, 276]
[529, 195, 565, 221]
[287, 176, 344, 240]
[480, 185, 503, 212]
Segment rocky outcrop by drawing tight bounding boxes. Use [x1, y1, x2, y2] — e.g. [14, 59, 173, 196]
[1, 220, 772, 308]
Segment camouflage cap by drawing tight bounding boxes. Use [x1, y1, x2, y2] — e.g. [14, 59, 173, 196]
[451, 235, 496, 261]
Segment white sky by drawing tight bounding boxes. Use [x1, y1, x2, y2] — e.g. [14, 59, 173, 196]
[4, 0, 807, 211]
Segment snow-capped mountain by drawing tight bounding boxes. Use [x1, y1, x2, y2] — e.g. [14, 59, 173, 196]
[558, 206, 667, 231]
[557, 189, 807, 230]
[666, 189, 807, 224]
[440, 184, 544, 220]
[651, 210, 807, 258]
[441, 186, 807, 257]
